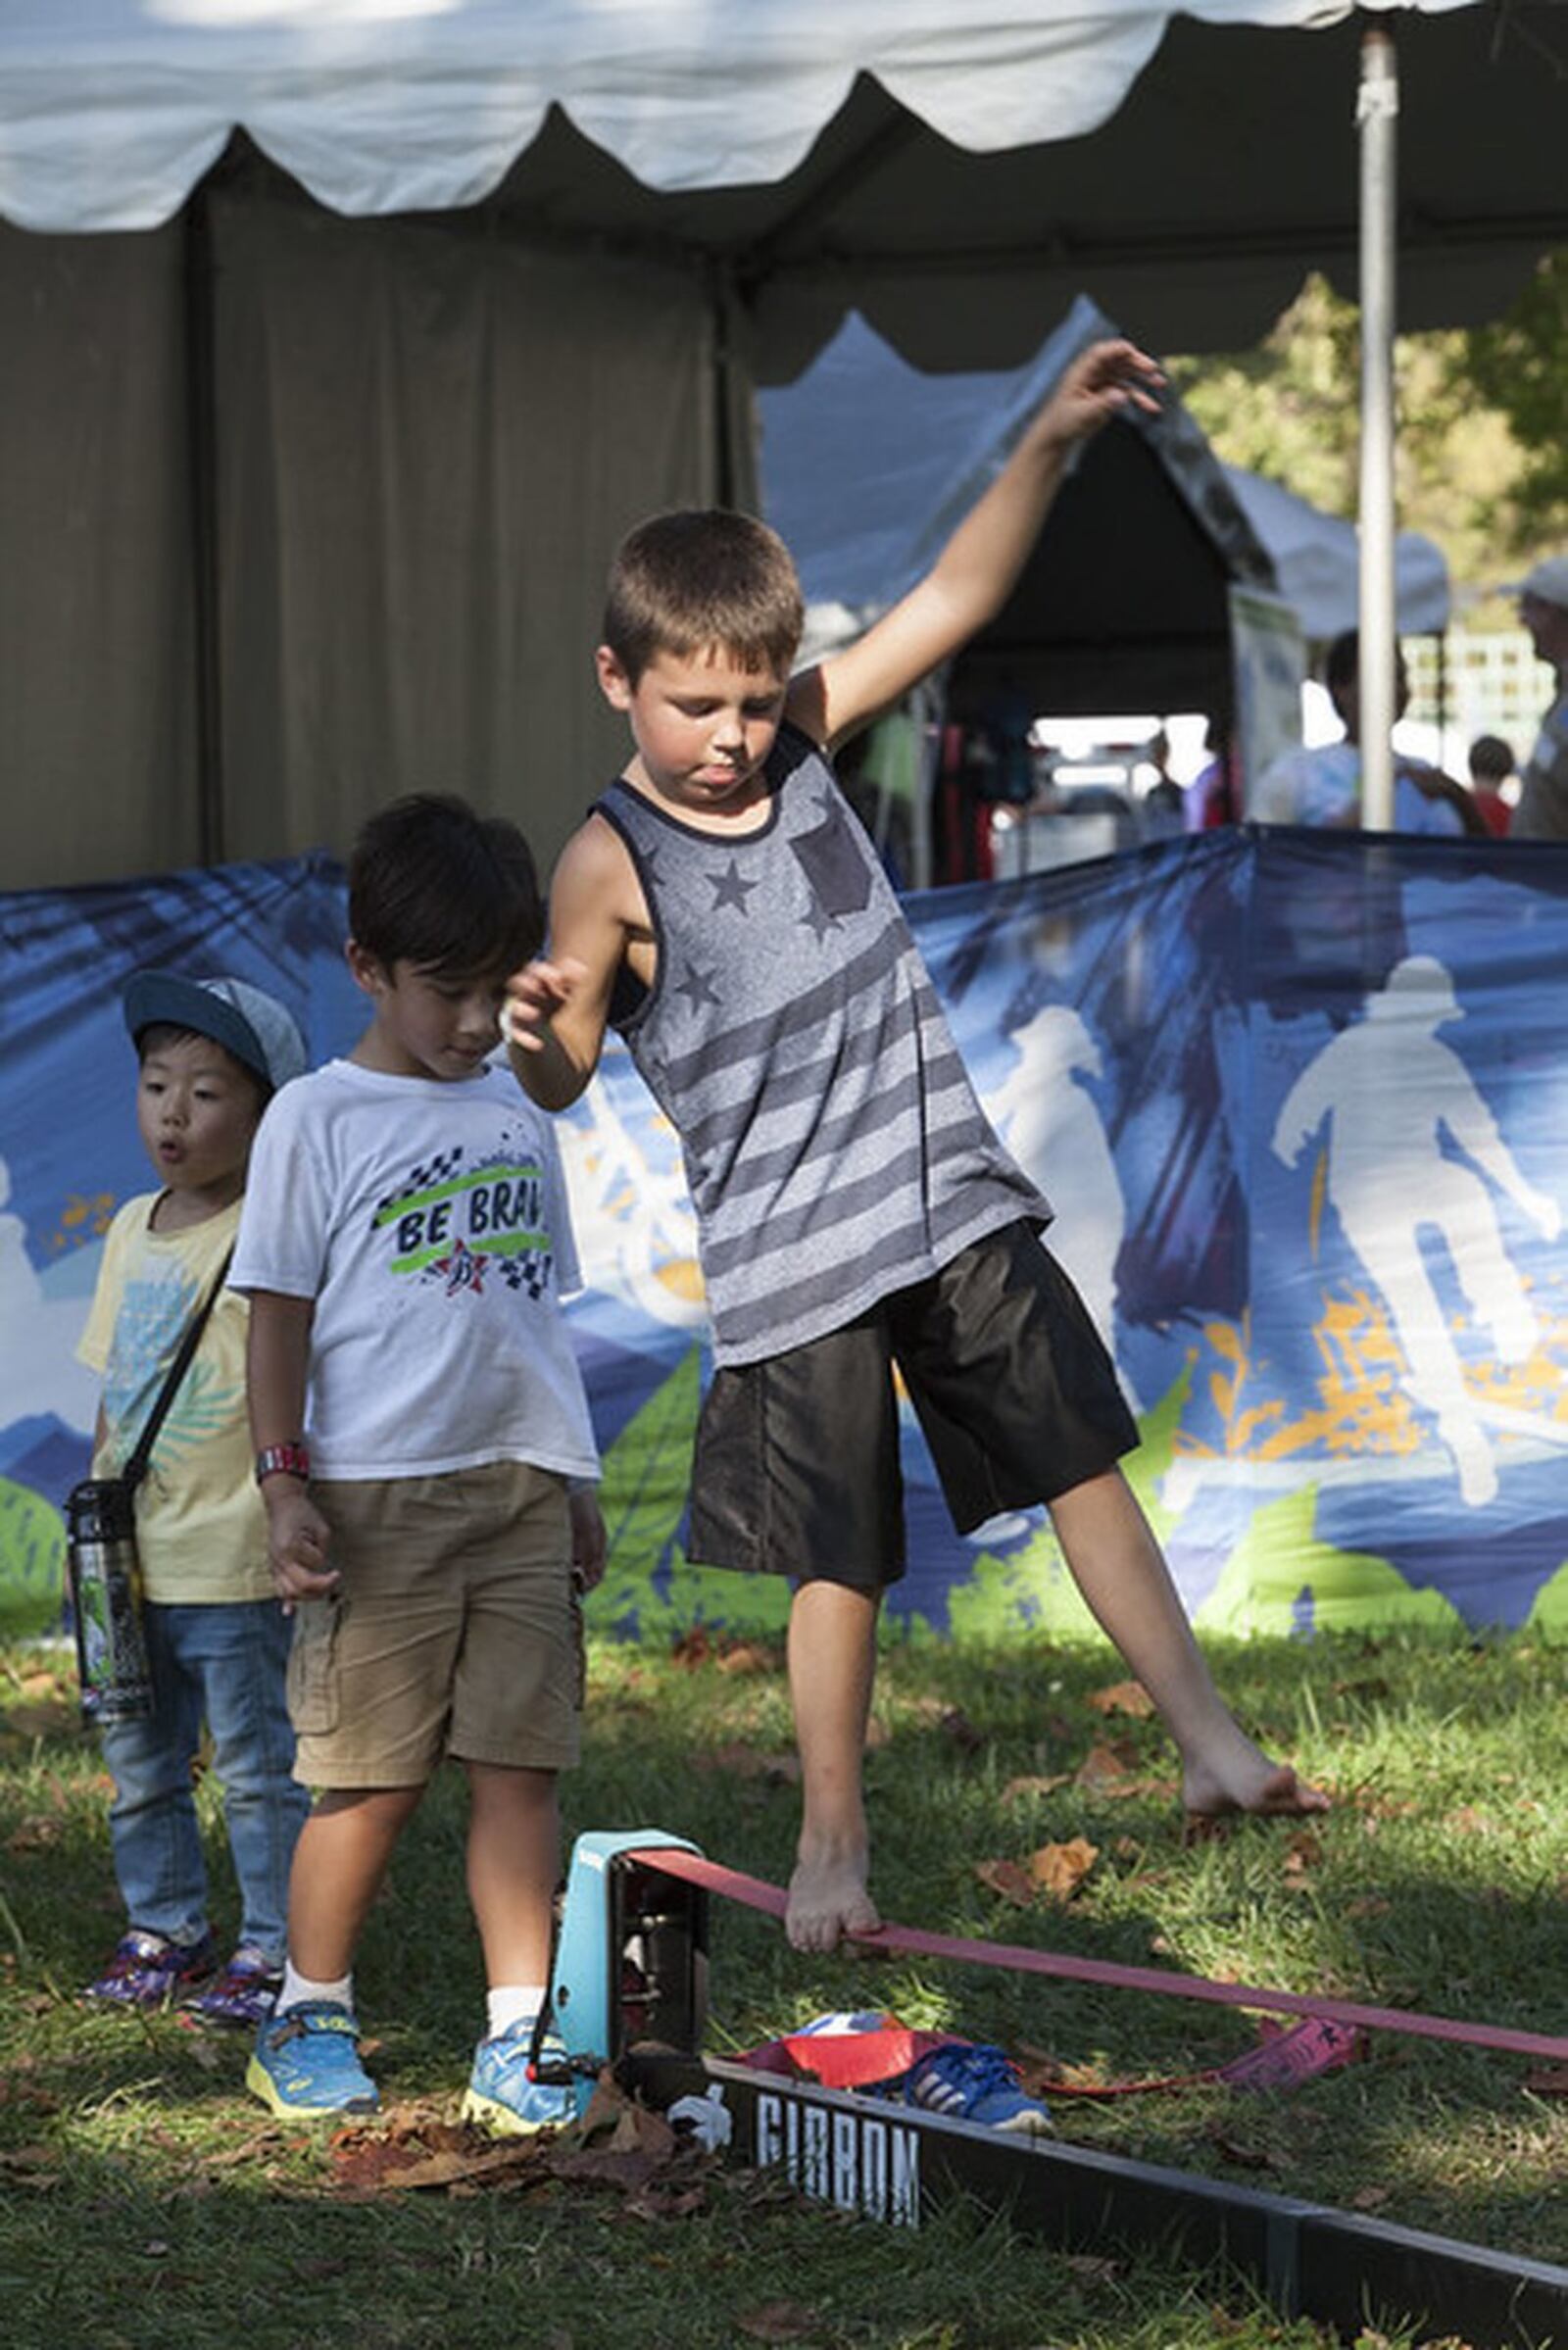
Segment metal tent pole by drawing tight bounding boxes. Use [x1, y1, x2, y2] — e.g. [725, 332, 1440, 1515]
[1357, 18, 1398, 831]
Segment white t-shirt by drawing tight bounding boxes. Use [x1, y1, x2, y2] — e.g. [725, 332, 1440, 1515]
[230, 1059, 599, 1484]
[1252, 741, 1463, 836]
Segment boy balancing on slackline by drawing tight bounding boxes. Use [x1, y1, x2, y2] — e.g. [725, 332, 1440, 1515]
[505, 335, 1328, 1959]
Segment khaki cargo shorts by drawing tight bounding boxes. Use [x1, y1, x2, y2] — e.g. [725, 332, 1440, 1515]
[287, 1459, 581, 1789]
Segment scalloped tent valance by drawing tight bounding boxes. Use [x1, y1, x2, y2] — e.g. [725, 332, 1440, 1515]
[2, 1, 1562, 372]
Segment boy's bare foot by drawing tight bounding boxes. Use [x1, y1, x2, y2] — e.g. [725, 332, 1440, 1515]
[786, 1845, 881, 1953]
[1183, 1754, 1330, 1821]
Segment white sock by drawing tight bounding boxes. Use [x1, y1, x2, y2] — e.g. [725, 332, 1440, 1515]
[278, 1962, 354, 2017]
[486, 1983, 546, 2041]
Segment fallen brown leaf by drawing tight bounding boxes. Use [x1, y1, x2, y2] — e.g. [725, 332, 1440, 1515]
[1001, 1772, 1070, 1805]
[1027, 1836, 1099, 1901]
[1206, 2129, 1286, 2173]
[716, 1641, 780, 1675]
[1524, 2063, 1568, 2098]
[1281, 1831, 1325, 1879]
[737, 2302, 820, 2342]
[1086, 1680, 1154, 1719]
[974, 1857, 1037, 1907]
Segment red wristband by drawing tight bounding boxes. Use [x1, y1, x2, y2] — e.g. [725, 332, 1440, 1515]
[255, 1442, 311, 1486]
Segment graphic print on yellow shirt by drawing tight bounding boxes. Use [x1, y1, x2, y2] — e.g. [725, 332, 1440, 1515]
[75, 1194, 270, 1604]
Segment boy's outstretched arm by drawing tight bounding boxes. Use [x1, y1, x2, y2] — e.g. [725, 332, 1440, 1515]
[506, 815, 637, 1110]
[788, 336, 1163, 751]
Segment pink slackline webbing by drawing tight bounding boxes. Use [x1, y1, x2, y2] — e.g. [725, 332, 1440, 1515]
[629, 1847, 1568, 2067]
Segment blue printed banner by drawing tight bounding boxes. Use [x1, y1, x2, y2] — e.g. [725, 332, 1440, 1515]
[3, 831, 1565, 1645]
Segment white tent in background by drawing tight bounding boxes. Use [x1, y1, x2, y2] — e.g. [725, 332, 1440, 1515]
[0, 0, 1558, 885]
[1222, 467, 1450, 642]
[759, 303, 1449, 670]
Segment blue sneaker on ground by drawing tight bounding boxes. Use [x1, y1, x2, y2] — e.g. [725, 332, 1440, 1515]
[83, 1929, 217, 2008]
[191, 1946, 282, 2030]
[461, 2019, 576, 2136]
[903, 2042, 1054, 2136]
[247, 2001, 379, 2118]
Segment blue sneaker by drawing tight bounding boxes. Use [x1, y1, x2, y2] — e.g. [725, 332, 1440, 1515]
[191, 1946, 282, 2030]
[246, 2001, 379, 2118]
[461, 2019, 575, 2136]
[83, 1929, 217, 2009]
[903, 2042, 1053, 2137]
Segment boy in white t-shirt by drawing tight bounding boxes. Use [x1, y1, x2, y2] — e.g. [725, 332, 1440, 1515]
[232, 795, 604, 2130]
[78, 972, 311, 2026]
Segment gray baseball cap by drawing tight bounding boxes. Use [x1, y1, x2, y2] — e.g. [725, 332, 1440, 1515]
[123, 971, 308, 1097]
[1514, 553, 1568, 610]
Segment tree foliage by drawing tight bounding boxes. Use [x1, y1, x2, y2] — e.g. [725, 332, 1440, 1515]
[1458, 249, 1568, 550]
[1167, 267, 1562, 595]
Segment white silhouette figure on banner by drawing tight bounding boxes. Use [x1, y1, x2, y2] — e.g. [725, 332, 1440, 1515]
[0, 1156, 98, 1438]
[556, 1077, 705, 1333]
[990, 1004, 1127, 1361]
[1271, 955, 1561, 1507]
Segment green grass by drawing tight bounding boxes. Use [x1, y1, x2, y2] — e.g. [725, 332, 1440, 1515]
[2, 1622, 1565, 2349]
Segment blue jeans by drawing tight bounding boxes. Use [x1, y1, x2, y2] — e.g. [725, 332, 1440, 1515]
[100, 1599, 309, 1966]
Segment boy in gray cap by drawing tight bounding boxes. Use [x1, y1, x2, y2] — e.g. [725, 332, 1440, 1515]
[76, 971, 310, 2025]
[1513, 554, 1568, 841]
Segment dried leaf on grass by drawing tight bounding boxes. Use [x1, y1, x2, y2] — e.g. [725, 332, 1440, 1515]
[0, 2143, 64, 2188]
[1028, 1836, 1099, 1900]
[331, 2118, 545, 2195]
[1064, 2253, 1123, 2282]
[975, 1837, 1098, 1905]
[1205, 2128, 1288, 2174]
[669, 1630, 781, 1675]
[1074, 1740, 1172, 1801]
[1086, 1679, 1155, 1718]
[1281, 1831, 1326, 1886]
[973, 1857, 1037, 1907]
[1001, 1772, 1070, 1805]
[736, 2301, 821, 2342]
[1524, 2063, 1568, 2098]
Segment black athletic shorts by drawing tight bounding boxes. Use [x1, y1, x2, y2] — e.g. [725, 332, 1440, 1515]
[688, 1219, 1139, 1594]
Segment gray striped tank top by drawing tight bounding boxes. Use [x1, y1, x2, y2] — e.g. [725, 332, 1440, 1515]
[598, 725, 1052, 1366]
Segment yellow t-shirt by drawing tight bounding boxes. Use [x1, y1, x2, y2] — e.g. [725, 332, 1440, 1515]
[76, 1194, 270, 1604]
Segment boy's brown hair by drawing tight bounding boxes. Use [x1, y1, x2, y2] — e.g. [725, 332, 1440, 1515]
[603, 509, 805, 685]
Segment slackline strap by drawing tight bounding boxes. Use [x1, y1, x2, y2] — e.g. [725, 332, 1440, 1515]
[628, 1847, 1568, 2067]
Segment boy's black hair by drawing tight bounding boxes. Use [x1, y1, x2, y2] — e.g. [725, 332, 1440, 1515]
[1468, 732, 1513, 782]
[349, 794, 543, 977]
[135, 1021, 270, 1113]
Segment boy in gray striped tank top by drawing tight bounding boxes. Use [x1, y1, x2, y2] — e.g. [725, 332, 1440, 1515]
[507, 338, 1327, 1954]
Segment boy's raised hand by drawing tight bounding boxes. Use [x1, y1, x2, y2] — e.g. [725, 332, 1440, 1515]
[502, 955, 587, 1053]
[1037, 336, 1164, 448]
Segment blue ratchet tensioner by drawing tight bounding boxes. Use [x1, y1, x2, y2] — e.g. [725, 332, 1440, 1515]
[540, 1830, 710, 2118]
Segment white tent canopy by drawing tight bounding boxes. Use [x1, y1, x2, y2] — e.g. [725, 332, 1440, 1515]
[1222, 465, 1449, 641]
[0, 1, 1487, 234]
[760, 302, 1448, 659]
[2, 0, 1561, 372]
[760, 299, 1278, 728]
[0, 0, 1560, 886]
